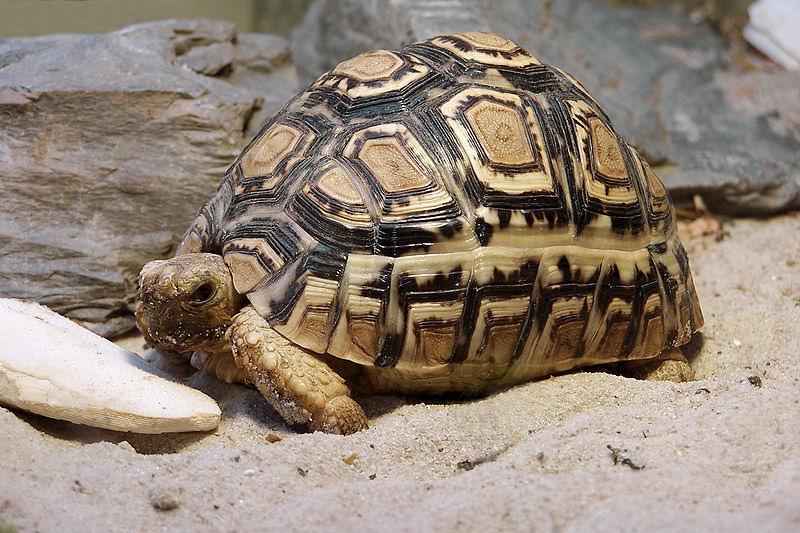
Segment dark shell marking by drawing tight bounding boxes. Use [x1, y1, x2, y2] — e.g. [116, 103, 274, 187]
[180, 32, 702, 393]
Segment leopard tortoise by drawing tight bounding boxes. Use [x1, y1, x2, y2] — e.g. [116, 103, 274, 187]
[137, 32, 703, 435]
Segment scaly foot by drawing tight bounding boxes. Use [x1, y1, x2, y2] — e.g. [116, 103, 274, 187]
[227, 306, 368, 435]
[622, 348, 694, 383]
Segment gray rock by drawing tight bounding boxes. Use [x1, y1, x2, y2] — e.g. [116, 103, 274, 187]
[0, 19, 297, 337]
[227, 33, 297, 136]
[149, 485, 181, 511]
[292, 0, 800, 215]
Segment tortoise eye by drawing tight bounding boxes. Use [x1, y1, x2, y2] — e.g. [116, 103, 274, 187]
[187, 282, 215, 306]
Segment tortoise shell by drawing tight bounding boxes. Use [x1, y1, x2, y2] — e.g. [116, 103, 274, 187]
[178, 32, 703, 392]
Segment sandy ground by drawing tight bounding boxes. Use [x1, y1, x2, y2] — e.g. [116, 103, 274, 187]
[1, 214, 798, 532]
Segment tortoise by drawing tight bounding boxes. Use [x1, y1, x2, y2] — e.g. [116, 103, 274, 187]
[137, 32, 703, 435]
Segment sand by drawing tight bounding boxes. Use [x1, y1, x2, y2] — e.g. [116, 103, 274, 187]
[1, 214, 799, 532]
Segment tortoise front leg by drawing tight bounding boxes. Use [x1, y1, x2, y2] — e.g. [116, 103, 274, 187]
[227, 306, 368, 435]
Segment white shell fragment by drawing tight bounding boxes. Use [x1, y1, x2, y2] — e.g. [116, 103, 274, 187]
[744, 0, 800, 70]
[0, 299, 221, 433]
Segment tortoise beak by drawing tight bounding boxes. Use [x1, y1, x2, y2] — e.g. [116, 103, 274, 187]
[137, 260, 187, 353]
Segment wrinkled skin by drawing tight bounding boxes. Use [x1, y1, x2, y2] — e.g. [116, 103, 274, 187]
[137, 253, 243, 356]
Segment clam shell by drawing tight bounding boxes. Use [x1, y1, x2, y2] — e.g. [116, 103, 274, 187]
[0, 298, 221, 433]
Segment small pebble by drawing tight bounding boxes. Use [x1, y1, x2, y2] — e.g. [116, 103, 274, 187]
[733, 339, 742, 347]
[456, 460, 476, 471]
[265, 433, 282, 443]
[342, 453, 358, 465]
[149, 487, 181, 511]
[244, 469, 256, 477]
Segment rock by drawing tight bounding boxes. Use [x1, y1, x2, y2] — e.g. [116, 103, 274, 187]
[117, 440, 136, 452]
[744, 0, 800, 70]
[226, 32, 297, 137]
[0, 19, 297, 337]
[179, 41, 237, 76]
[149, 486, 182, 511]
[0, 298, 221, 433]
[292, 0, 800, 216]
[713, 69, 800, 144]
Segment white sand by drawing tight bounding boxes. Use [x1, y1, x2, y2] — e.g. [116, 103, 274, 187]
[1, 214, 799, 532]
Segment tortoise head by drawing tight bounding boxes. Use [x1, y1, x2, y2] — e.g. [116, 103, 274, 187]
[136, 253, 245, 356]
